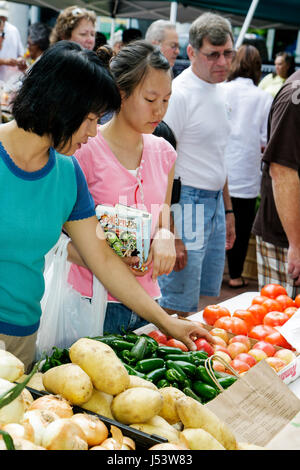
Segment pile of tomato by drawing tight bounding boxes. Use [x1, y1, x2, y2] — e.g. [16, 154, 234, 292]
[203, 283, 299, 351]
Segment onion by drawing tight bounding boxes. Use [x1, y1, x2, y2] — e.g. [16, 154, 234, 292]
[42, 418, 88, 450]
[0, 350, 24, 382]
[27, 394, 73, 418]
[0, 378, 25, 424]
[121, 436, 136, 450]
[71, 413, 108, 447]
[2, 422, 34, 442]
[99, 425, 135, 450]
[21, 388, 34, 411]
[0, 437, 46, 450]
[89, 445, 107, 450]
[21, 409, 59, 446]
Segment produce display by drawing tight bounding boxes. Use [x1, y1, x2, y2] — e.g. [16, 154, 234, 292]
[1, 282, 298, 451]
[199, 283, 299, 375]
[0, 343, 265, 451]
[39, 332, 238, 404]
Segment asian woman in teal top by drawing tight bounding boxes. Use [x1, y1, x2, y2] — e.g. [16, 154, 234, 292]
[0, 40, 213, 370]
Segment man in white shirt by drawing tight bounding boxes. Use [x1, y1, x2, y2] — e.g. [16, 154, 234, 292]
[0, 1, 25, 83]
[158, 12, 236, 316]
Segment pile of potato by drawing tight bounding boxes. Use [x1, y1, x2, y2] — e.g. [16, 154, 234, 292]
[0, 338, 265, 450]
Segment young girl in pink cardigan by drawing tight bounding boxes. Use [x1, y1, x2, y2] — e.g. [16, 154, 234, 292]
[68, 41, 179, 334]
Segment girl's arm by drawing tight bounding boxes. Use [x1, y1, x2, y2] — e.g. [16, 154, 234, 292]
[144, 164, 177, 281]
[64, 215, 214, 350]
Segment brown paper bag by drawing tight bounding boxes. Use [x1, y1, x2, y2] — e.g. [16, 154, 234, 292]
[206, 360, 300, 448]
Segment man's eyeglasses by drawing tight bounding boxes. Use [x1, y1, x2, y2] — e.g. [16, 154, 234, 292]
[199, 49, 236, 61]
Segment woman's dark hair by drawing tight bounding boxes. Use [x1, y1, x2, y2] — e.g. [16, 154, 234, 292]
[12, 41, 121, 149]
[28, 22, 51, 52]
[97, 39, 170, 99]
[227, 44, 262, 86]
[273, 51, 296, 78]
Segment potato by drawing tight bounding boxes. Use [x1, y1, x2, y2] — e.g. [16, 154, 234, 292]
[42, 363, 93, 405]
[16, 372, 45, 392]
[81, 389, 114, 419]
[131, 417, 181, 444]
[127, 375, 158, 390]
[111, 387, 163, 424]
[158, 387, 185, 424]
[176, 396, 238, 450]
[69, 338, 129, 395]
[181, 428, 225, 450]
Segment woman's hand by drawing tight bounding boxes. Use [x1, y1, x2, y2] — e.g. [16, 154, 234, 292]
[161, 315, 216, 351]
[144, 228, 176, 282]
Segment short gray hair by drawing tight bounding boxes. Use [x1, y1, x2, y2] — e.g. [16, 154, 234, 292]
[189, 12, 233, 49]
[145, 19, 176, 44]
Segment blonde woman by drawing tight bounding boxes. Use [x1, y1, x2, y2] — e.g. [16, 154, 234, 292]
[50, 5, 96, 51]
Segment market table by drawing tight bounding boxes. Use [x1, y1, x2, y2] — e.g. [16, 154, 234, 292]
[188, 291, 300, 399]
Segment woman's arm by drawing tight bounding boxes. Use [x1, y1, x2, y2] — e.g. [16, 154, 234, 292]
[64, 215, 214, 349]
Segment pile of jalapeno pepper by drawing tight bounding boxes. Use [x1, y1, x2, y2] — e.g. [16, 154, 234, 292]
[91, 332, 238, 404]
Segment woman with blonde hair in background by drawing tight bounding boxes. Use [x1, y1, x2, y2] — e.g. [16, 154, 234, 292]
[50, 5, 96, 51]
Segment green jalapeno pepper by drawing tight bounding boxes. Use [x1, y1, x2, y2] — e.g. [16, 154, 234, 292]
[135, 358, 165, 373]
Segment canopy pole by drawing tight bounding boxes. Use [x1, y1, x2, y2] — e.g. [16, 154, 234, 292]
[109, 18, 115, 46]
[235, 0, 260, 49]
[170, 1, 178, 24]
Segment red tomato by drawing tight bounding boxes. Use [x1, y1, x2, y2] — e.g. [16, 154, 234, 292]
[248, 324, 276, 341]
[247, 304, 268, 325]
[263, 311, 289, 327]
[284, 306, 298, 319]
[232, 309, 256, 331]
[202, 304, 231, 326]
[262, 298, 283, 313]
[165, 338, 189, 352]
[294, 294, 300, 308]
[275, 295, 295, 310]
[214, 316, 248, 336]
[264, 331, 293, 350]
[147, 330, 168, 344]
[261, 283, 287, 299]
[251, 295, 269, 306]
[252, 340, 276, 357]
[194, 338, 214, 356]
[229, 359, 250, 374]
[235, 353, 257, 368]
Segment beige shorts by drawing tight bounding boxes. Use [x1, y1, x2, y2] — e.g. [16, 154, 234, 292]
[0, 331, 37, 373]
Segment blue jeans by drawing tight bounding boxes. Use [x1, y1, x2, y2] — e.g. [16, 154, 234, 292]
[103, 302, 149, 335]
[158, 185, 226, 312]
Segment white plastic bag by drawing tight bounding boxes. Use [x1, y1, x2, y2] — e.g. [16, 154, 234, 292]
[36, 234, 107, 360]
